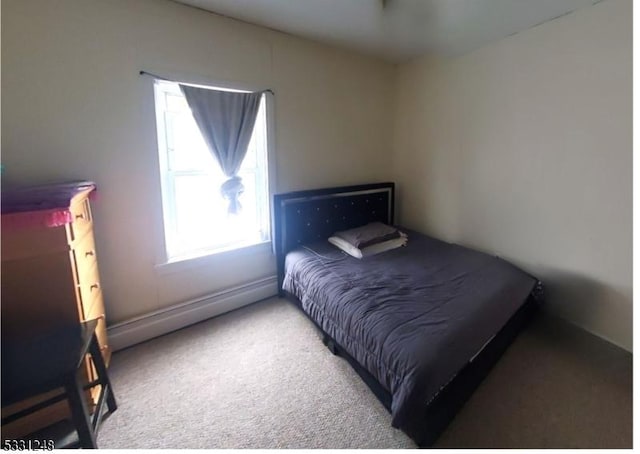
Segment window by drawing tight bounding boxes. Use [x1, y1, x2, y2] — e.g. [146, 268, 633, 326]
[154, 80, 270, 261]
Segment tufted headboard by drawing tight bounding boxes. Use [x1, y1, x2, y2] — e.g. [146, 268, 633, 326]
[272, 182, 395, 294]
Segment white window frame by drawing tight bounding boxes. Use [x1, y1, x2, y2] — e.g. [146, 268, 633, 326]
[151, 75, 276, 270]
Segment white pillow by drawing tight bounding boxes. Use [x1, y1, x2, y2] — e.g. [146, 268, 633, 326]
[328, 234, 407, 259]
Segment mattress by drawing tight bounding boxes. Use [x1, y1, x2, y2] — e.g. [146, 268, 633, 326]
[282, 229, 537, 437]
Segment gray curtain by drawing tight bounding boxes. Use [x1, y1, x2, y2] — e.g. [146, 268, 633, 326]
[180, 84, 263, 214]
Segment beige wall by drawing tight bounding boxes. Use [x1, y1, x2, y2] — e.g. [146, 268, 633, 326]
[2, 0, 395, 323]
[393, 0, 632, 350]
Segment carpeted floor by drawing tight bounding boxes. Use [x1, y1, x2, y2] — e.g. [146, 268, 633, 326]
[98, 297, 632, 449]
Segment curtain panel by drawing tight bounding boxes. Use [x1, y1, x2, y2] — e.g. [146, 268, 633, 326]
[179, 85, 263, 214]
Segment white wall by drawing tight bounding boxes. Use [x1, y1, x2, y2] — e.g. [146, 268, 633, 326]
[393, 0, 632, 350]
[2, 0, 395, 323]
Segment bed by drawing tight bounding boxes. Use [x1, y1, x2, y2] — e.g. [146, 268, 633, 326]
[273, 182, 543, 447]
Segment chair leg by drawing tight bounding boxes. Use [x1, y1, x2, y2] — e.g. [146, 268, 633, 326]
[88, 334, 117, 412]
[65, 373, 97, 449]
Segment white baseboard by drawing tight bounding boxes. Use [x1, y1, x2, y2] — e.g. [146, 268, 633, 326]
[107, 276, 278, 352]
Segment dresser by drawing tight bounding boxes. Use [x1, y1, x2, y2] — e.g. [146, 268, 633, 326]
[1, 181, 110, 437]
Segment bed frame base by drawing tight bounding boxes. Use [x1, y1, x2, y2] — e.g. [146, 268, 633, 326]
[414, 294, 539, 446]
[285, 290, 539, 447]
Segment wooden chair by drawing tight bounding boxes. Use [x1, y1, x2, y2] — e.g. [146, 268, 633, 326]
[1, 319, 117, 448]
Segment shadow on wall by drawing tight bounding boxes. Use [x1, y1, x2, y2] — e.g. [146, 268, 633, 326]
[386, 187, 630, 351]
[535, 267, 631, 351]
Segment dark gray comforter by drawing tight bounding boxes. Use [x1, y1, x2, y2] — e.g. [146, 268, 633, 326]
[282, 229, 537, 438]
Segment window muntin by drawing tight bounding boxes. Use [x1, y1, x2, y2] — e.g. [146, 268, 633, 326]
[154, 81, 270, 261]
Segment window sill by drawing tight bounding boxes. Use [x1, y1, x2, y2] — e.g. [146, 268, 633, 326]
[155, 240, 272, 276]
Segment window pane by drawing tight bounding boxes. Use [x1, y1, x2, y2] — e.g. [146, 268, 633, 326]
[169, 113, 218, 172]
[172, 172, 264, 255]
[174, 174, 224, 249]
[242, 136, 257, 169]
[165, 92, 188, 112]
[238, 170, 258, 225]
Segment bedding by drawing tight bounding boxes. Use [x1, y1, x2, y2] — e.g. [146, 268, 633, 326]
[282, 228, 537, 441]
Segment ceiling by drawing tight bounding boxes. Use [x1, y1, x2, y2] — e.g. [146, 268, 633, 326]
[173, 0, 601, 63]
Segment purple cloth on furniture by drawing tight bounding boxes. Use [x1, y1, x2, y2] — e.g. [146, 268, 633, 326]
[1, 181, 96, 214]
[1, 181, 96, 229]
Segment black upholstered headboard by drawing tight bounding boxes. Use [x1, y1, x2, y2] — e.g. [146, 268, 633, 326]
[272, 182, 395, 293]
